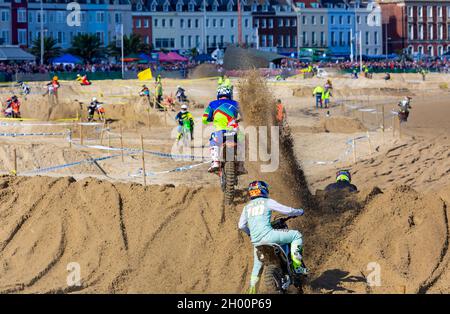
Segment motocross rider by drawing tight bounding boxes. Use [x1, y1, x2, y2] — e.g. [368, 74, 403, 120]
[238, 181, 308, 294]
[88, 97, 104, 122]
[175, 104, 194, 141]
[202, 85, 246, 174]
[398, 96, 412, 122]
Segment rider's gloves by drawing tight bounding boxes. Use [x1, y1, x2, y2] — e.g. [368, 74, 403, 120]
[291, 208, 304, 217]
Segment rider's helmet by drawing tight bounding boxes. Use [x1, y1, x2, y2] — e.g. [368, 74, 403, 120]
[177, 85, 181, 89]
[217, 85, 232, 99]
[336, 170, 351, 183]
[248, 181, 269, 200]
[53, 76, 58, 81]
[92, 97, 97, 102]
[11, 95, 17, 101]
[180, 104, 188, 112]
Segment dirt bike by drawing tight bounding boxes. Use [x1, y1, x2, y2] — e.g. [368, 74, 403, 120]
[178, 119, 193, 147]
[218, 130, 239, 205]
[255, 216, 306, 294]
[398, 110, 409, 123]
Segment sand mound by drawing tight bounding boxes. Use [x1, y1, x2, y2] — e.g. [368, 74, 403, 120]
[188, 64, 220, 79]
[312, 185, 450, 294]
[319, 116, 367, 133]
[293, 87, 411, 98]
[0, 176, 253, 293]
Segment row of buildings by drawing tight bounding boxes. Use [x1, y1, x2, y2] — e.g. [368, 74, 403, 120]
[0, 0, 449, 58]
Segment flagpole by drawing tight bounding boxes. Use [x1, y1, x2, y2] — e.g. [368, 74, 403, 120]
[40, 0, 44, 65]
[121, 23, 124, 79]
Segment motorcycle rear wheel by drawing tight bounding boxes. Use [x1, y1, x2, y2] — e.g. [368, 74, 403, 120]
[223, 161, 235, 205]
[263, 264, 286, 294]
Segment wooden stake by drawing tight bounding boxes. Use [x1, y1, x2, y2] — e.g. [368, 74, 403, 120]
[13, 148, 17, 176]
[68, 129, 72, 148]
[108, 130, 111, 156]
[398, 117, 402, 139]
[120, 123, 124, 163]
[100, 120, 106, 145]
[141, 135, 146, 186]
[353, 138, 357, 163]
[164, 106, 167, 127]
[79, 123, 84, 146]
[367, 131, 373, 154]
[392, 115, 396, 137]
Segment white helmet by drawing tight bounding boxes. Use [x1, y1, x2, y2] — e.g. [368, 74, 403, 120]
[92, 97, 97, 102]
[177, 85, 181, 89]
[181, 104, 188, 111]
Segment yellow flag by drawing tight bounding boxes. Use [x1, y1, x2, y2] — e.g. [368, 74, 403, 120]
[137, 68, 153, 81]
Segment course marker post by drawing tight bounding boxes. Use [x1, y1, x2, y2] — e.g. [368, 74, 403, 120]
[120, 123, 124, 163]
[367, 131, 373, 154]
[13, 148, 17, 176]
[141, 135, 146, 186]
[79, 123, 84, 146]
[353, 138, 357, 163]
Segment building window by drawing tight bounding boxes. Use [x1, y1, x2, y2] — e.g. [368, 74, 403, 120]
[331, 31, 335, 46]
[418, 6, 423, 17]
[439, 24, 444, 40]
[188, 35, 192, 47]
[213, 19, 216, 27]
[136, 19, 141, 28]
[180, 19, 184, 28]
[144, 19, 149, 28]
[331, 16, 335, 24]
[169, 19, 173, 27]
[261, 19, 266, 28]
[320, 16, 324, 25]
[96, 12, 105, 23]
[1, 10, 10, 22]
[357, 15, 361, 24]
[155, 19, 159, 27]
[231, 19, 235, 28]
[188, 3, 194, 12]
[419, 24, 424, 40]
[56, 11, 64, 24]
[176, 3, 182, 12]
[261, 35, 266, 47]
[162, 19, 166, 27]
[374, 31, 378, 45]
[18, 29, 27, 45]
[195, 19, 199, 28]
[302, 15, 306, 25]
[311, 16, 316, 25]
[268, 19, 273, 28]
[418, 45, 423, 54]
[278, 18, 283, 27]
[428, 24, 433, 40]
[409, 24, 414, 40]
[320, 32, 325, 46]
[187, 19, 191, 28]
[438, 6, 443, 17]
[312, 32, 316, 45]
[17, 9, 27, 23]
[96, 31, 104, 45]
[365, 31, 369, 45]
[285, 18, 289, 27]
[438, 45, 443, 56]
[267, 34, 273, 47]
[163, 3, 169, 12]
[347, 15, 351, 24]
[245, 18, 249, 28]
[408, 6, 413, 17]
[57, 31, 65, 44]
[231, 35, 235, 44]
[115, 13, 122, 24]
[339, 16, 343, 25]
[339, 32, 344, 46]
[155, 38, 175, 48]
[427, 6, 433, 18]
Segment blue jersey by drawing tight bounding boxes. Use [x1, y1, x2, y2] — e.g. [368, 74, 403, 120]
[238, 198, 304, 244]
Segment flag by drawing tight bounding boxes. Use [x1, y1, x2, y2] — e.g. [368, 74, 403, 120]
[137, 68, 153, 81]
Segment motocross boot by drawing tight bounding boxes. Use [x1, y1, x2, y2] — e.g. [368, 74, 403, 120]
[292, 248, 309, 275]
